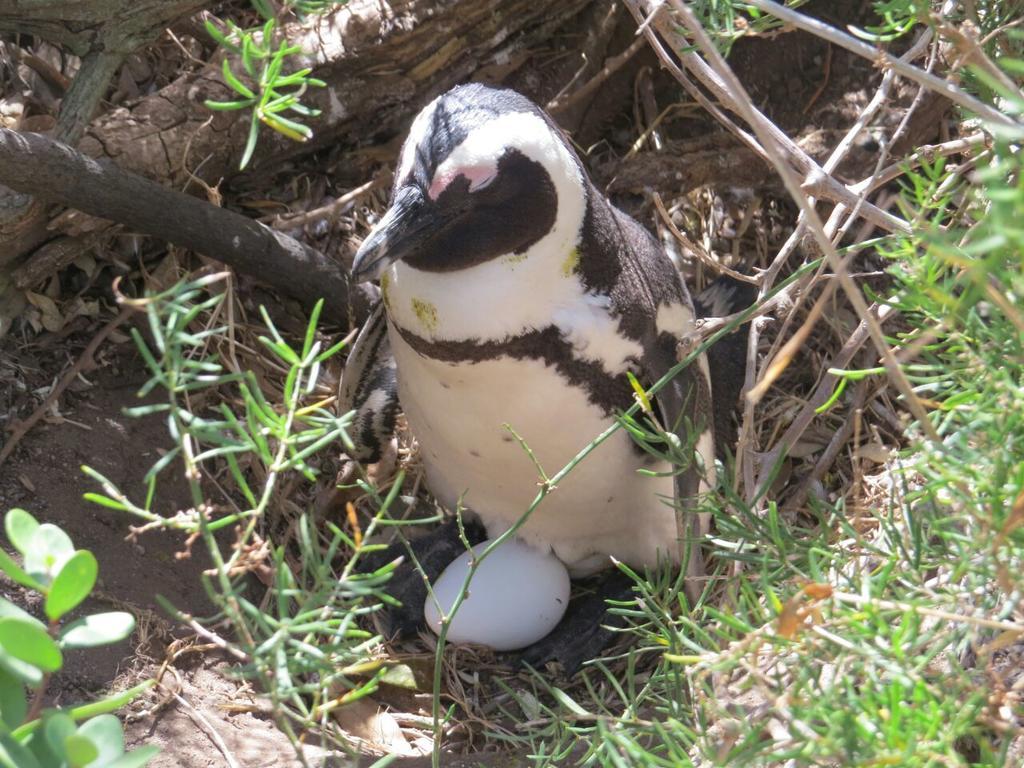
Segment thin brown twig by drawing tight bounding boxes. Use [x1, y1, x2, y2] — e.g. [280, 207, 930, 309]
[20, 54, 71, 93]
[650, 191, 757, 283]
[830, 591, 1024, 634]
[979, 15, 1024, 47]
[622, 102, 700, 159]
[633, 15, 762, 155]
[786, 377, 872, 512]
[634, 66, 664, 153]
[172, 692, 242, 768]
[175, 613, 250, 662]
[754, 304, 894, 495]
[547, 1, 623, 110]
[0, 306, 132, 469]
[747, 279, 837, 405]
[662, 0, 942, 445]
[548, 35, 647, 114]
[687, 270, 893, 340]
[24, 671, 52, 724]
[853, 133, 990, 195]
[272, 174, 388, 229]
[735, 312, 762, 500]
[625, 0, 912, 235]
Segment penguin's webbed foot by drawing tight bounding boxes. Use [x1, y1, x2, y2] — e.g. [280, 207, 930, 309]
[360, 517, 488, 638]
[514, 568, 636, 676]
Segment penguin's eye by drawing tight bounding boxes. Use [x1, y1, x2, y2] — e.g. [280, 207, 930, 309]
[468, 171, 497, 192]
[429, 164, 497, 201]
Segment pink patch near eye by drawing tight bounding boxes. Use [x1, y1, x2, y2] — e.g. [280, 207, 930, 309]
[428, 164, 497, 200]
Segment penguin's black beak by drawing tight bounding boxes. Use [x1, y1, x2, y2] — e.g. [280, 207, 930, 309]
[351, 186, 437, 283]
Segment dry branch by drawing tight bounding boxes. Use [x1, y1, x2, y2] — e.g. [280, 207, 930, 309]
[0, 0, 211, 271]
[755, 303, 896, 497]
[623, 0, 912, 236]
[630, 0, 941, 447]
[0, 129, 374, 325]
[736, 8, 954, 500]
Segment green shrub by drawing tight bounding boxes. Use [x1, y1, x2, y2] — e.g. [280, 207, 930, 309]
[0, 509, 156, 768]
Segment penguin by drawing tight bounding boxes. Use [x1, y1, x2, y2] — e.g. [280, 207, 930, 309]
[342, 83, 742, 671]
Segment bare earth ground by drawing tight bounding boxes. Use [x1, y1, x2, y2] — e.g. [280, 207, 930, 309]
[0, 341, 374, 765]
[0, 341, 227, 765]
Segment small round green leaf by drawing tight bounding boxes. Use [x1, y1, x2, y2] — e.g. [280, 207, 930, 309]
[0, 732, 43, 768]
[0, 667, 27, 730]
[0, 599, 55, 684]
[0, 550, 43, 592]
[103, 745, 160, 768]
[77, 714, 123, 765]
[45, 550, 98, 621]
[4, 509, 39, 555]
[64, 734, 100, 768]
[0, 617, 61, 672]
[0, 598, 45, 627]
[0, 647, 44, 688]
[23, 524, 75, 583]
[59, 613, 135, 649]
[44, 712, 76, 759]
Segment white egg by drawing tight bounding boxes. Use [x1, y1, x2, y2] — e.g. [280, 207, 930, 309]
[423, 537, 571, 651]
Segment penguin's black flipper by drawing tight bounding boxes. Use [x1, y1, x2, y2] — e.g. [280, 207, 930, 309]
[694, 277, 758, 453]
[638, 276, 756, 604]
[642, 332, 715, 605]
[359, 517, 488, 638]
[339, 300, 401, 463]
[515, 568, 636, 676]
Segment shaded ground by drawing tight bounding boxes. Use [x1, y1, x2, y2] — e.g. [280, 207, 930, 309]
[0, 340, 232, 762]
[0, 343, 203, 673]
[0, 339, 358, 764]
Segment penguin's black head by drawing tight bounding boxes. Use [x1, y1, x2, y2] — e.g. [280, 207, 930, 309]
[351, 84, 584, 282]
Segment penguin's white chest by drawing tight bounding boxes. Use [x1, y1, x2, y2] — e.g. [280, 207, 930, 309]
[387, 321, 680, 576]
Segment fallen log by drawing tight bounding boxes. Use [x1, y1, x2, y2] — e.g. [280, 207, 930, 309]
[0, 128, 375, 325]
